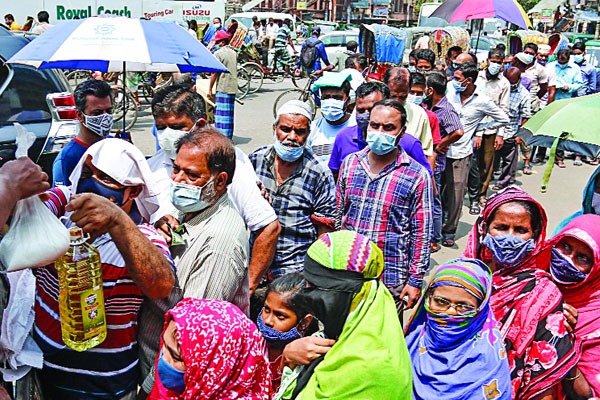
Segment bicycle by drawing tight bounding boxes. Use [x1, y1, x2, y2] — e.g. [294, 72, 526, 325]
[238, 44, 307, 92]
[109, 84, 138, 133]
[136, 72, 173, 104]
[272, 74, 319, 118]
[237, 67, 251, 100]
[64, 69, 94, 88]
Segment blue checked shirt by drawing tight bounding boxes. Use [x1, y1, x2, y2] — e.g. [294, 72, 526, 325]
[250, 146, 336, 278]
[336, 147, 433, 289]
[505, 84, 532, 139]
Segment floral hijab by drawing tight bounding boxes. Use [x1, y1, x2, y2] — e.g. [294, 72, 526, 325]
[149, 298, 272, 400]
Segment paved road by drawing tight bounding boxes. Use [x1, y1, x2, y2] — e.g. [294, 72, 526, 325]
[129, 80, 596, 278]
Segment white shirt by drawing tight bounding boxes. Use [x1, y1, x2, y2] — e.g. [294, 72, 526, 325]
[265, 23, 279, 37]
[148, 147, 277, 232]
[308, 115, 357, 164]
[414, 35, 430, 50]
[31, 22, 53, 34]
[344, 68, 366, 91]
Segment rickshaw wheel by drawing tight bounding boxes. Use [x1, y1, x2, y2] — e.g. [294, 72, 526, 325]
[242, 62, 264, 93]
[272, 89, 316, 118]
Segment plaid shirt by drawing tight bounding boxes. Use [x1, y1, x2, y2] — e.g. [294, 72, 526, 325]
[336, 147, 433, 288]
[431, 96, 463, 172]
[505, 85, 532, 139]
[250, 146, 336, 278]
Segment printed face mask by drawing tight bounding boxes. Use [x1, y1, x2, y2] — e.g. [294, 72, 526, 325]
[77, 176, 128, 207]
[550, 247, 588, 285]
[83, 113, 113, 137]
[482, 233, 536, 268]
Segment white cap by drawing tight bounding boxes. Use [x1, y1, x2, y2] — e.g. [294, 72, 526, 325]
[538, 44, 551, 55]
[276, 100, 313, 122]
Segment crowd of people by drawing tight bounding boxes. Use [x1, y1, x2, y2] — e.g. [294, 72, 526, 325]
[2, 18, 600, 400]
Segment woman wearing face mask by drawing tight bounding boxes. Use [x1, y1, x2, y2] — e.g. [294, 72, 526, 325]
[275, 231, 412, 400]
[405, 258, 511, 400]
[463, 185, 580, 400]
[149, 298, 272, 400]
[256, 273, 320, 392]
[541, 214, 600, 397]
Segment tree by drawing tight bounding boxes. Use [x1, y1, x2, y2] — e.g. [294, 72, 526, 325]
[517, 0, 541, 13]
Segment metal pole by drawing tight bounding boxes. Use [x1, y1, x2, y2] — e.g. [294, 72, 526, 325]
[475, 20, 481, 52]
[407, 0, 411, 26]
[122, 61, 126, 133]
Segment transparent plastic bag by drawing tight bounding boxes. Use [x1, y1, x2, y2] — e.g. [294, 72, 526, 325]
[0, 123, 70, 272]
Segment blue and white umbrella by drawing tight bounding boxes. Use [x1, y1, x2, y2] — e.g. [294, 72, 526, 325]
[7, 16, 227, 73]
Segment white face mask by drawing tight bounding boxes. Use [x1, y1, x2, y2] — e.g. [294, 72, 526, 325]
[592, 192, 600, 215]
[157, 127, 189, 160]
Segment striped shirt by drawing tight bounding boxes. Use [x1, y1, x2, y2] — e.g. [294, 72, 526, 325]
[137, 193, 250, 393]
[505, 85, 532, 139]
[431, 96, 463, 172]
[336, 147, 433, 288]
[34, 186, 174, 399]
[274, 24, 291, 48]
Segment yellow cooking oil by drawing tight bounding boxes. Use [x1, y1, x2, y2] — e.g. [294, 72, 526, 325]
[56, 227, 106, 351]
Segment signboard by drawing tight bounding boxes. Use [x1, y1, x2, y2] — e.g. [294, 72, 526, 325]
[372, 5, 389, 16]
[540, 9, 553, 22]
[297, 0, 307, 9]
[371, 0, 389, 5]
[351, 1, 370, 8]
[7, 1, 225, 25]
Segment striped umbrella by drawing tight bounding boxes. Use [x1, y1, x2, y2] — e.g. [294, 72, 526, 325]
[430, 0, 532, 30]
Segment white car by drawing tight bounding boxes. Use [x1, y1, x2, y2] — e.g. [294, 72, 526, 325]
[319, 30, 360, 65]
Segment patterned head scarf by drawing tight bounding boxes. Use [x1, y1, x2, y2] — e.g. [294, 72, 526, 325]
[405, 258, 511, 400]
[150, 298, 272, 400]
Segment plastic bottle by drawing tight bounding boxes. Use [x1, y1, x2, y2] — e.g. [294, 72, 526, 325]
[56, 226, 106, 351]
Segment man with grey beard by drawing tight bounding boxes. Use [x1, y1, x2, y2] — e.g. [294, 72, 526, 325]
[249, 100, 336, 280]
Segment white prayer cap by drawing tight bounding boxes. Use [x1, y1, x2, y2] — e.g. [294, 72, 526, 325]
[276, 100, 313, 122]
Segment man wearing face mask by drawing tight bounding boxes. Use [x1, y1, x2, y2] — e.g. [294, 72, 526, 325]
[307, 71, 356, 164]
[572, 42, 597, 97]
[383, 67, 436, 171]
[443, 63, 508, 247]
[250, 100, 336, 280]
[521, 43, 549, 113]
[138, 128, 251, 397]
[328, 82, 432, 180]
[336, 99, 433, 319]
[147, 85, 280, 298]
[36, 139, 175, 400]
[52, 79, 113, 186]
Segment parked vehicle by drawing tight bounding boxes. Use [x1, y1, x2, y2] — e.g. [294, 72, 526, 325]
[470, 35, 503, 64]
[226, 12, 297, 40]
[0, 28, 79, 177]
[320, 30, 360, 63]
[360, 24, 407, 80]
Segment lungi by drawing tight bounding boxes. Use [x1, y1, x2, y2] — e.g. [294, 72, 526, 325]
[215, 92, 235, 138]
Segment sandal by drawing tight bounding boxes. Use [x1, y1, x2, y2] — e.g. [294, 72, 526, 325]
[556, 160, 566, 168]
[574, 159, 583, 166]
[431, 242, 441, 253]
[523, 166, 533, 175]
[532, 157, 544, 164]
[589, 158, 600, 166]
[492, 184, 504, 191]
[441, 238, 455, 247]
[469, 202, 481, 215]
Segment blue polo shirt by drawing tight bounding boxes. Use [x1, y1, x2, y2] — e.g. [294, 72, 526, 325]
[328, 125, 433, 176]
[52, 138, 89, 186]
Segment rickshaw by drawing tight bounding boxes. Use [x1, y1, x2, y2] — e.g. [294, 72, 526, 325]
[548, 32, 570, 56]
[428, 27, 470, 65]
[507, 30, 548, 55]
[359, 24, 407, 81]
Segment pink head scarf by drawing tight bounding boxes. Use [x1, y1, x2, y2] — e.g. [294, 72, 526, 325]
[149, 298, 272, 400]
[541, 214, 600, 395]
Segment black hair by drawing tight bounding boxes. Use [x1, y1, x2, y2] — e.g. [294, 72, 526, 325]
[152, 85, 206, 121]
[176, 127, 236, 185]
[346, 40, 359, 52]
[573, 41, 586, 52]
[213, 17, 222, 24]
[284, 18, 292, 26]
[383, 67, 412, 87]
[253, 20, 260, 27]
[489, 48, 505, 59]
[355, 54, 368, 70]
[356, 81, 390, 100]
[409, 49, 417, 60]
[74, 79, 113, 112]
[557, 48, 571, 59]
[458, 62, 479, 81]
[496, 43, 506, 52]
[447, 45, 463, 59]
[189, 20, 198, 30]
[486, 200, 543, 240]
[37, 11, 49, 23]
[372, 98, 407, 127]
[524, 42, 538, 54]
[411, 72, 426, 87]
[4, 14, 14, 21]
[415, 49, 436, 67]
[345, 55, 358, 69]
[426, 70, 447, 95]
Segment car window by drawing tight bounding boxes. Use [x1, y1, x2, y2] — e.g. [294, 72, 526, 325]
[471, 37, 491, 51]
[0, 64, 52, 126]
[321, 35, 345, 47]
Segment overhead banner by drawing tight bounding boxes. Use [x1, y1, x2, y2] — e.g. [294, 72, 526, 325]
[540, 9, 553, 22]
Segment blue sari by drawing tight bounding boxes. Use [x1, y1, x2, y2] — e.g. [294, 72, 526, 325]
[405, 258, 511, 400]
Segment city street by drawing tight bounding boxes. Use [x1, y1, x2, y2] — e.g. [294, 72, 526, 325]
[129, 80, 597, 274]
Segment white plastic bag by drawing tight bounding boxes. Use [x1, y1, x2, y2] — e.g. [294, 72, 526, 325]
[0, 123, 70, 272]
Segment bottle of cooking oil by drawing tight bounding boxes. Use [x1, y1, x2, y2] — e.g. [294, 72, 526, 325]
[56, 226, 106, 352]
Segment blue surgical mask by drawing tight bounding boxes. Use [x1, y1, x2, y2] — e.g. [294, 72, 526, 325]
[77, 177, 127, 207]
[356, 111, 370, 136]
[487, 61, 502, 76]
[538, 59, 547, 66]
[366, 129, 399, 155]
[256, 308, 302, 346]
[482, 233, 536, 268]
[521, 53, 535, 65]
[408, 65, 417, 73]
[273, 135, 304, 162]
[550, 247, 588, 285]
[557, 62, 568, 70]
[157, 348, 186, 394]
[574, 54, 584, 64]
[320, 98, 346, 122]
[452, 78, 468, 93]
[170, 178, 216, 213]
[407, 94, 424, 105]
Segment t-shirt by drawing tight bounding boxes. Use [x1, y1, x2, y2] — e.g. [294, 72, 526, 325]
[265, 23, 279, 37]
[308, 115, 357, 164]
[275, 25, 291, 48]
[52, 138, 90, 186]
[523, 61, 548, 111]
[404, 102, 434, 156]
[214, 46, 238, 94]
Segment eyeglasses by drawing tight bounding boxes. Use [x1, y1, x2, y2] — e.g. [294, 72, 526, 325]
[428, 294, 478, 315]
